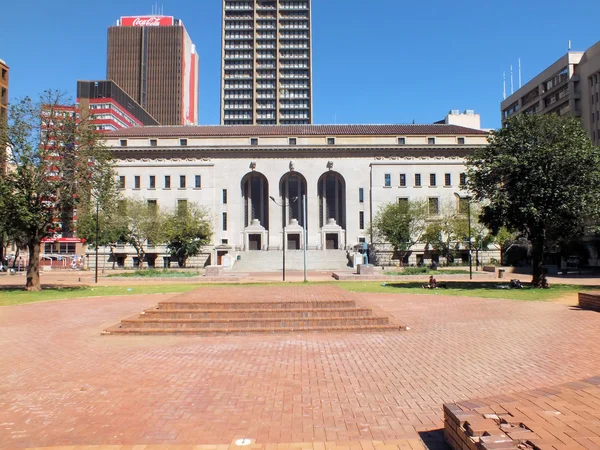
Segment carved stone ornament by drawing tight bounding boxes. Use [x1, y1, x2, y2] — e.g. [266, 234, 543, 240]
[250, 161, 257, 170]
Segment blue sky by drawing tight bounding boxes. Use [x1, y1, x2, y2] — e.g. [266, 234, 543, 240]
[1, 0, 599, 129]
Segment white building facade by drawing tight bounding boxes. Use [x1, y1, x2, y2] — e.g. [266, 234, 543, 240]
[101, 124, 490, 269]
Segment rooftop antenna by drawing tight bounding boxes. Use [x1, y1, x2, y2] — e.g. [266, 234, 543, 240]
[510, 64, 514, 94]
[503, 71, 506, 100]
[518, 58, 522, 88]
[568, 40, 572, 51]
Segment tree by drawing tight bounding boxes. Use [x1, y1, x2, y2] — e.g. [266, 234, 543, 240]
[117, 198, 167, 269]
[0, 91, 113, 290]
[493, 227, 516, 266]
[422, 202, 468, 265]
[369, 199, 428, 265]
[466, 114, 600, 286]
[164, 202, 213, 267]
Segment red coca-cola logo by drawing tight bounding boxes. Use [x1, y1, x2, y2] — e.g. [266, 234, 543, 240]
[120, 16, 174, 27]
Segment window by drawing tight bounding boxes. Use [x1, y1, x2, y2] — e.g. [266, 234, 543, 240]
[397, 197, 408, 206]
[327, 137, 335, 145]
[120, 139, 128, 147]
[223, 189, 228, 204]
[149, 175, 156, 189]
[289, 138, 297, 145]
[222, 212, 228, 231]
[118, 176, 125, 189]
[457, 137, 465, 145]
[180, 138, 188, 146]
[384, 173, 391, 187]
[359, 188, 364, 203]
[177, 199, 188, 215]
[399, 174, 406, 187]
[147, 199, 157, 210]
[250, 138, 258, 145]
[428, 137, 436, 145]
[429, 174, 436, 187]
[134, 176, 141, 189]
[359, 211, 365, 230]
[149, 139, 157, 146]
[428, 198, 439, 215]
[165, 175, 171, 189]
[415, 174, 421, 187]
[195, 175, 202, 188]
[221, 239, 229, 245]
[444, 173, 451, 187]
[180, 175, 186, 189]
[460, 173, 467, 186]
[397, 137, 406, 145]
[458, 197, 469, 214]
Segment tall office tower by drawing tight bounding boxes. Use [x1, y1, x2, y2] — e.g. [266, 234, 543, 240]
[0, 59, 8, 123]
[221, 0, 313, 125]
[107, 15, 199, 125]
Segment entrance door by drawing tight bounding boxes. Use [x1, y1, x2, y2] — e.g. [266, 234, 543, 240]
[287, 234, 300, 250]
[249, 234, 262, 250]
[325, 233, 339, 250]
[217, 251, 227, 265]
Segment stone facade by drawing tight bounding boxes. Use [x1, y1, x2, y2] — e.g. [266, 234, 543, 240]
[95, 123, 496, 269]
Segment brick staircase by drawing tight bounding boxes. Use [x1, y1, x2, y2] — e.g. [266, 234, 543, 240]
[103, 287, 402, 335]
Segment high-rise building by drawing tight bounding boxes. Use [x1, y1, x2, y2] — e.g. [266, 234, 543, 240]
[501, 40, 600, 146]
[77, 80, 159, 132]
[221, 0, 313, 125]
[0, 59, 8, 123]
[107, 15, 199, 126]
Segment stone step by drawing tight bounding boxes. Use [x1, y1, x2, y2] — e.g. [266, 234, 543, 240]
[158, 300, 357, 310]
[103, 324, 402, 335]
[142, 307, 374, 319]
[118, 316, 391, 329]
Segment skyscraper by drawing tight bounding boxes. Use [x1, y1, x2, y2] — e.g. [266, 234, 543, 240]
[107, 15, 199, 126]
[0, 59, 8, 123]
[221, 0, 313, 125]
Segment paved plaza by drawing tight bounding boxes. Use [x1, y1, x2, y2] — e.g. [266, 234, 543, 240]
[1, 285, 600, 449]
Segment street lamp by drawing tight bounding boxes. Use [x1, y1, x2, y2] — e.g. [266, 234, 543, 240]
[454, 192, 472, 280]
[270, 195, 303, 282]
[95, 196, 99, 284]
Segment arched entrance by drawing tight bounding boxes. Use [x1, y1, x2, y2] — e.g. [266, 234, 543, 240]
[318, 171, 346, 250]
[241, 171, 269, 250]
[279, 172, 307, 250]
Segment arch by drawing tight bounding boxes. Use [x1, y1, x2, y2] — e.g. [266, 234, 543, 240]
[241, 171, 269, 230]
[278, 172, 307, 228]
[317, 171, 346, 229]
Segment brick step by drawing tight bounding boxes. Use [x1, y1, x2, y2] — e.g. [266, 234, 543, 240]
[118, 316, 391, 329]
[158, 300, 357, 310]
[141, 307, 374, 319]
[103, 324, 402, 335]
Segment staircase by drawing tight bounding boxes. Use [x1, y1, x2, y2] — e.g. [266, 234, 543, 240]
[103, 287, 402, 335]
[231, 249, 351, 272]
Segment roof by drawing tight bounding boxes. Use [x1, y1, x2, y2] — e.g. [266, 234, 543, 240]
[108, 124, 489, 138]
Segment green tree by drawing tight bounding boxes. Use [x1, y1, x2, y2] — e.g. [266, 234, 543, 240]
[164, 202, 213, 267]
[422, 203, 468, 265]
[117, 198, 167, 269]
[466, 114, 600, 286]
[0, 91, 113, 290]
[369, 199, 428, 265]
[493, 227, 516, 266]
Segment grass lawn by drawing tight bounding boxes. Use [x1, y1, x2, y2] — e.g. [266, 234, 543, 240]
[0, 284, 204, 307]
[383, 268, 471, 276]
[337, 280, 597, 301]
[107, 269, 201, 278]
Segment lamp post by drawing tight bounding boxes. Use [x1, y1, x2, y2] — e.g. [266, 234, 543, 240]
[454, 192, 472, 280]
[302, 194, 307, 283]
[270, 195, 301, 282]
[94, 196, 99, 284]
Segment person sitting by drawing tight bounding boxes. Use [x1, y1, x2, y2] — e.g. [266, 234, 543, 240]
[423, 275, 437, 289]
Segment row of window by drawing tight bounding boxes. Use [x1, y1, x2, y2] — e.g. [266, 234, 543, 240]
[119, 136, 468, 148]
[382, 172, 467, 188]
[119, 175, 203, 190]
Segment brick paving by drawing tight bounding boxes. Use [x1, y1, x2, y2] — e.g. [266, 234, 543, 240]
[1, 285, 600, 449]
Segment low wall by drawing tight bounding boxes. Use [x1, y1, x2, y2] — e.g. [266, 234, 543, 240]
[579, 291, 600, 311]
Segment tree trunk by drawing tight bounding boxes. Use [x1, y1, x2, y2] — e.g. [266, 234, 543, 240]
[531, 233, 546, 287]
[26, 241, 41, 291]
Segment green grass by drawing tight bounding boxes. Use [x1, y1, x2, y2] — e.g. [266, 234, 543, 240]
[383, 267, 471, 276]
[107, 269, 201, 278]
[0, 284, 204, 307]
[337, 280, 597, 301]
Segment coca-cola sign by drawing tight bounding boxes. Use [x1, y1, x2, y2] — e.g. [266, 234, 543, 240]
[120, 16, 174, 27]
